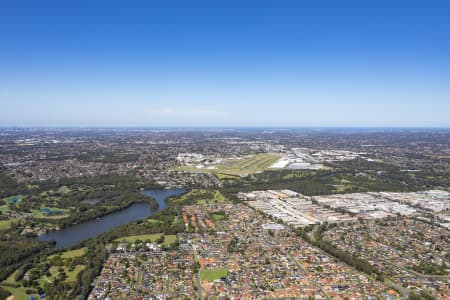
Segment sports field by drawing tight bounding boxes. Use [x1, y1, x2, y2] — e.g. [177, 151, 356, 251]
[199, 268, 228, 282]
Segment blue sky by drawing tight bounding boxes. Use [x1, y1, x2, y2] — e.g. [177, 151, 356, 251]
[1, 0, 450, 127]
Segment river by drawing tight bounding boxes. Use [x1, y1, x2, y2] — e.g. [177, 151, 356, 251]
[37, 188, 186, 248]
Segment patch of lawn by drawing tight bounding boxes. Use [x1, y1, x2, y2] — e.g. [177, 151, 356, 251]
[66, 265, 86, 282]
[49, 247, 87, 260]
[4, 270, 19, 284]
[209, 212, 226, 221]
[1, 285, 38, 300]
[199, 268, 228, 282]
[0, 220, 12, 231]
[46, 265, 86, 283]
[176, 189, 227, 205]
[147, 219, 163, 224]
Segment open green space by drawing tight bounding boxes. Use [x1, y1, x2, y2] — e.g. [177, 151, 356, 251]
[196, 190, 226, 204]
[65, 265, 86, 282]
[4, 270, 19, 285]
[114, 233, 176, 246]
[46, 265, 87, 283]
[0, 220, 12, 231]
[172, 189, 227, 205]
[49, 247, 87, 260]
[147, 219, 163, 224]
[0, 285, 38, 300]
[209, 212, 226, 221]
[199, 268, 228, 282]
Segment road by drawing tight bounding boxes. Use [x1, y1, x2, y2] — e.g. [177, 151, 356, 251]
[191, 241, 203, 300]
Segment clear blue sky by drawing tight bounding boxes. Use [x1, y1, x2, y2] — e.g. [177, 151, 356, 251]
[1, 0, 450, 127]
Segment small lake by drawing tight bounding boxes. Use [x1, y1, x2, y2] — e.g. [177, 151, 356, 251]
[37, 188, 185, 248]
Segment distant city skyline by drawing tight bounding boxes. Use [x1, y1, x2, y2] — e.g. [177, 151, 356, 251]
[1, 1, 450, 127]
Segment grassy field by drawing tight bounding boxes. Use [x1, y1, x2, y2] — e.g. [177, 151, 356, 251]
[0, 285, 38, 300]
[49, 247, 87, 260]
[147, 219, 163, 224]
[172, 189, 227, 205]
[4, 270, 19, 284]
[199, 268, 228, 282]
[66, 265, 86, 282]
[0, 220, 12, 231]
[210, 212, 226, 221]
[33, 247, 89, 287]
[196, 190, 226, 204]
[47, 265, 87, 283]
[177, 153, 280, 176]
[114, 233, 176, 246]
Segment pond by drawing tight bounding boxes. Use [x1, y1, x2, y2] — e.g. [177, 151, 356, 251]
[37, 188, 185, 248]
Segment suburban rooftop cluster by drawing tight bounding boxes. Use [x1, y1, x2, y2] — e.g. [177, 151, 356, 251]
[323, 218, 449, 298]
[88, 202, 397, 299]
[89, 244, 195, 300]
[182, 203, 393, 299]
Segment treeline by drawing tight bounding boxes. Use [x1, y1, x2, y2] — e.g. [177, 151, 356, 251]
[221, 170, 334, 195]
[412, 262, 448, 276]
[45, 242, 108, 300]
[0, 239, 54, 282]
[408, 290, 437, 300]
[22, 174, 160, 195]
[0, 287, 10, 300]
[0, 240, 53, 274]
[333, 159, 450, 191]
[0, 172, 25, 198]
